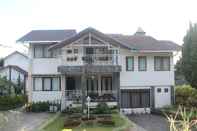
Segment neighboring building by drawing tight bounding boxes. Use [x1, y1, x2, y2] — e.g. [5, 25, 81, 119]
[17, 27, 181, 113]
[0, 51, 29, 94]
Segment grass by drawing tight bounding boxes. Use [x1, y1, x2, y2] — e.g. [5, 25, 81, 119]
[41, 113, 131, 131]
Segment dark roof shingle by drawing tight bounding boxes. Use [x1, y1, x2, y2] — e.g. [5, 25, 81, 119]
[17, 30, 77, 42]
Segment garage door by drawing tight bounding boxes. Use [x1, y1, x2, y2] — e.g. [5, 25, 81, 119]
[121, 89, 150, 108]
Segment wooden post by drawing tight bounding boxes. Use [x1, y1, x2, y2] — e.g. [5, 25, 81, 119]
[81, 73, 87, 111]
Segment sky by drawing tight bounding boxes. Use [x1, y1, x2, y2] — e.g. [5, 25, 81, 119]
[0, 0, 197, 58]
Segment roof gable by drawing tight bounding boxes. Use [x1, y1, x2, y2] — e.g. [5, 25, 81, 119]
[49, 27, 135, 50]
[4, 51, 28, 60]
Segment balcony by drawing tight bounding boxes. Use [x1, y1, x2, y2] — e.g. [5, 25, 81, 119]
[65, 90, 117, 102]
[82, 54, 118, 65]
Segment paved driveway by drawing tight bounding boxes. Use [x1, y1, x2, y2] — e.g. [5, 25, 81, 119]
[128, 114, 169, 131]
[0, 110, 51, 131]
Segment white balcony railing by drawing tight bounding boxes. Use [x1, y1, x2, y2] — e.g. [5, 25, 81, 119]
[65, 90, 117, 102]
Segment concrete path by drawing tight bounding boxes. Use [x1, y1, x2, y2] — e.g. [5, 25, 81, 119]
[128, 114, 169, 131]
[0, 110, 51, 131]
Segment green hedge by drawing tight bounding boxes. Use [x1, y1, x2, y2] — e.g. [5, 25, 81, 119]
[175, 85, 197, 107]
[0, 95, 27, 110]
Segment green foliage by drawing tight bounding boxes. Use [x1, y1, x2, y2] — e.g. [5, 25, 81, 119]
[62, 106, 82, 114]
[0, 95, 27, 110]
[30, 102, 50, 112]
[175, 85, 197, 107]
[182, 23, 197, 88]
[93, 102, 111, 114]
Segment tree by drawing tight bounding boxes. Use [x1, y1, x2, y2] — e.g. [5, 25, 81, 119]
[0, 58, 3, 67]
[182, 23, 197, 88]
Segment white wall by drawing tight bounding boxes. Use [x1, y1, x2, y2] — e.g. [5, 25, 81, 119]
[4, 53, 29, 71]
[32, 91, 62, 102]
[119, 49, 175, 87]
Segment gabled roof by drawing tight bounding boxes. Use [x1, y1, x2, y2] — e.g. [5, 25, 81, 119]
[49, 27, 135, 50]
[4, 51, 28, 60]
[0, 65, 27, 75]
[108, 34, 181, 51]
[17, 29, 77, 43]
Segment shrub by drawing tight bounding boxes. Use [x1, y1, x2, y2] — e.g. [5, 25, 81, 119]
[62, 106, 82, 114]
[0, 95, 27, 110]
[98, 118, 115, 126]
[81, 115, 96, 121]
[64, 119, 81, 128]
[175, 85, 197, 107]
[92, 102, 111, 114]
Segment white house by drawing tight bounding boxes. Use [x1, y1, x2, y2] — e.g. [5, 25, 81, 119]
[0, 51, 29, 94]
[17, 27, 181, 113]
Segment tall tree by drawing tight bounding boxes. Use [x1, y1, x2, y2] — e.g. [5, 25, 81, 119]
[182, 23, 197, 88]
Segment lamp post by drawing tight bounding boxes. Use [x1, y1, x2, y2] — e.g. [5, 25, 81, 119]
[86, 96, 91, 119]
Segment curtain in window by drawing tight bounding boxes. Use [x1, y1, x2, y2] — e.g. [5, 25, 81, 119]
[44, 78, 51, 91]
[163, 57, 170, 71]
[138, 56, 146, 71]
[34, 78, 42, 91]
[52, 78, 60, 91]
[34, 46, 43, 58]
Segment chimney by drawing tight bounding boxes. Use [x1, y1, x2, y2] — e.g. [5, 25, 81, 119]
[134, 27, 146, 35]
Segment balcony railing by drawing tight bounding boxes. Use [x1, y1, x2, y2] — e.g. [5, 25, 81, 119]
[82, 54, 118, 65]
[65, 90, 117, 102]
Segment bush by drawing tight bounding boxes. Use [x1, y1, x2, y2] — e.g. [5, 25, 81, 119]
[64, 119, 81, 128]
[81, 115, 96, 121]
[0, 95, 27, 110]
[98, 118, 115, 126]
[62, 106, 82, 114]
[92, 102, 111, 114]
[30, 102, 50, 112]
[175, 85, 197, 107]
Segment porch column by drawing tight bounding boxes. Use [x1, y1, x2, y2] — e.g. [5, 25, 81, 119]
[81, 74, 87, 111]
[61, 75, 66, 111]
[113, 72, 120, 109]
[98, 74, 101, 95]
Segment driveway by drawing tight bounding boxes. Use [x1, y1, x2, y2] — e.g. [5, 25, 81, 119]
[0, 110, 51, 131]
[128, 114, 169, 131]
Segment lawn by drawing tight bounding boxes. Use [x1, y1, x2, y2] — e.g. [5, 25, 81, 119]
[41, 113, 131, 131]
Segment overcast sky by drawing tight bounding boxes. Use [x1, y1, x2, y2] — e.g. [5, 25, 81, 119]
[0, 0, 197, 58]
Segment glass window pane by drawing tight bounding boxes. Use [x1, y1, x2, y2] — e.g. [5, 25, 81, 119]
[126, 57, 134, 71]
[34, 46, 43, 58]
[163, 57, 170, 71]
[141, 92, 150, 107]
[139, 56, 146, 71]
[44, 78, 51, 91]
[34, 78, 42, 91]
[52, 78, 60, 91]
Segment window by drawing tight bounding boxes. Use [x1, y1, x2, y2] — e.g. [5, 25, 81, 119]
[154, 56, 170, 71]
[33, 77, 60, 91]
[43, 78, 51, 91]
[67, 49, 72, 54]
[157, 88, 161, 93]
[74, 49, 78, 54]
[126, 56, 134, 71]
[34, 46, 43, 58]
[164, 88, 169, 93]
[33, 78, 42, 91]
[52, 77, 60, 91]
[34, 45, 53, 58]
[138, 56, 147, 71]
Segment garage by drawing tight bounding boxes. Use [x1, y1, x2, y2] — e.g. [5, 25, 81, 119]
[121, 89, 150, 108]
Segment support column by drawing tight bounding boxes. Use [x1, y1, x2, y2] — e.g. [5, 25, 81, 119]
[81, 74, 87, 111]
[150, 86, 155, 109]
[98, 74, 101, 96]
[61, 75, 66, 111]
[113, 72, 120, 109]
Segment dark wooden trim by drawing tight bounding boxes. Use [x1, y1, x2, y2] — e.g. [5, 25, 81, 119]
[126, 56, 134, 71]
[138, 56, 147, 71]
